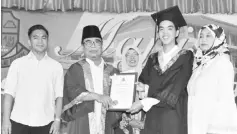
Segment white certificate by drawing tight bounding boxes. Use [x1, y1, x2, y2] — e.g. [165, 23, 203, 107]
[109, 73, 137, 111]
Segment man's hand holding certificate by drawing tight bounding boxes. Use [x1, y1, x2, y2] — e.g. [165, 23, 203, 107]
[109, 73, 137, 111]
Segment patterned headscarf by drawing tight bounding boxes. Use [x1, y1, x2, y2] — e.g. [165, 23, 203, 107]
[194, 24, 229, 68]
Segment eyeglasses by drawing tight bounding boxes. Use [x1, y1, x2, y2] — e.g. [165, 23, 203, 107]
[83, 39, 102, 47]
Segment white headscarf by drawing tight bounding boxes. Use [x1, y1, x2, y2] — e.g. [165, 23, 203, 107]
[121, 46, 143, 75]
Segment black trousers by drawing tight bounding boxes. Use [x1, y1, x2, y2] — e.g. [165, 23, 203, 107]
[11, 120, 53, 134]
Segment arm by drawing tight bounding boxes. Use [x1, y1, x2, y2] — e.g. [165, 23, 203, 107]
[55, 97, 63, 120]
[217, 55, 235, 102]
[3, 94, 14, 122]
[64, 63, 87, 102]
[50, 63, 64, 134]
[3, 60, 19, 120]
[2, 60, 18, 134]
[62, 63, 92, 121]
[54, 64, 64, 120]
[63, 63, 106, 102]
[138, 55, 159, 111]
[138, 54, 154, 85]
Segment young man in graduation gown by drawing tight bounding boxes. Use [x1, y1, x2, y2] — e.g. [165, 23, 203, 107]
[127, 6, 194, 134]
[62, 25, 121, 134]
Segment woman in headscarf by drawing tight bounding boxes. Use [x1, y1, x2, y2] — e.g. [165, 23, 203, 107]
[188, 24, 237, 134]
[118, 46, 146, 134]
[121, 46, 143, 75]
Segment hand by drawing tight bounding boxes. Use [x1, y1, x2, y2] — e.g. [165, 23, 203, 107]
[64, 109, 74, 121]
[129, 119, 144, 129]
[126, 100, 143, 114]
[138, 91, 146, 99]
[119, 120, 128, 130]
[119, 113, 131, 131]
[49, 120, 60, 134]
[2, 119, 11, 134]
[136, 82, 145, 92]
[95, 94, 114, 109]
[60, 120, 68, 129]
[109, 74, 117, 85]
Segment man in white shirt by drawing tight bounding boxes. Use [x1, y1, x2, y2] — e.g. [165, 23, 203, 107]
[2, 24, 64, 134]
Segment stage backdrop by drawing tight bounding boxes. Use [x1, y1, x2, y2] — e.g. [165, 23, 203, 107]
[1, 9, 237, 97]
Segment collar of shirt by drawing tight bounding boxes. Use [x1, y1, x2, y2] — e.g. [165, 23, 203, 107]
[162, 45, 179, 58]
[86, 58, 104, 69]
[27, 51, 49, 61]
[161, 45, 179, 66]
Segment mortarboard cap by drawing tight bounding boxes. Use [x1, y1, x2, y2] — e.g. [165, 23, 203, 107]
[151, 5, 187, 29]
[81, 25, 102, 43]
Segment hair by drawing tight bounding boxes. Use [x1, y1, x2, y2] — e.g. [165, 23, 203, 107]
[28, 24, 48, 38]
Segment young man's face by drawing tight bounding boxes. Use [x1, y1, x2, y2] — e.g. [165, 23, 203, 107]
[158, 20, 179, 45]
[83, 37, 103, 60]
[29, 29, 48, 53]
[125, 48, 139, 68]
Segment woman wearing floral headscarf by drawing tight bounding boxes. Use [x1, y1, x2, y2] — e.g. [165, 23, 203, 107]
[188, 24, 237, 134]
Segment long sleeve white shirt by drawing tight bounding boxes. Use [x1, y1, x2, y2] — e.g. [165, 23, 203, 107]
[4, 52, 64, 126]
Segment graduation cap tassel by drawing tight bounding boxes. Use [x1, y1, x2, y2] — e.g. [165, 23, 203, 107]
[153, 18, 158, 46]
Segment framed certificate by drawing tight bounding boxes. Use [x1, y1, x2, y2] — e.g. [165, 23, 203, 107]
[108, 72, 137, 111]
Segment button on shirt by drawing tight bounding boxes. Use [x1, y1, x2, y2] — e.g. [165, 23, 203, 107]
[4, 52, 64, 126]
[141, 46, 179, 111]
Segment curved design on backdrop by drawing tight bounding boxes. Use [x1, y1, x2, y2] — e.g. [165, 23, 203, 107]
[1, 10, 237, 97]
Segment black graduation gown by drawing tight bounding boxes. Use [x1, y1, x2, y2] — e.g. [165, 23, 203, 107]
[139, 50, 193, 134]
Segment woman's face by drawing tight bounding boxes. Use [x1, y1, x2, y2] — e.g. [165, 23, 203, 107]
[199, 28, 215, 52]
[125, 48, 139, 68]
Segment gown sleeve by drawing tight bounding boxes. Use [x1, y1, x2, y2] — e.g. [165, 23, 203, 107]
[138, 53, 156, 85]
[62, 63, 93, 121]
[152, 51, 194, 108]
[63, 63, 88, 103]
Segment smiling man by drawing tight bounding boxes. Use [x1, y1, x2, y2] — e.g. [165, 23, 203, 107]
[2, 24, 64, 134]
[62, 25, 121, 134]
[126, 6, 194, 134]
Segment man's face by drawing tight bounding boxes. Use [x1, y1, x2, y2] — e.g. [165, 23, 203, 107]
[158, 20, 179, 45]
[83, 37, 103, 60]
[125, 49, 139, 68]
[29, 29, 48, 53]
